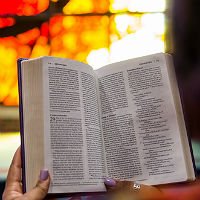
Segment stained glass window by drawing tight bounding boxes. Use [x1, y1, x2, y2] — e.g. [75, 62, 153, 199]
[0, 0, 167, 106]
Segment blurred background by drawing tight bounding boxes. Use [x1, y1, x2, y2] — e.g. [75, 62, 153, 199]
[0, 0, 200, 198]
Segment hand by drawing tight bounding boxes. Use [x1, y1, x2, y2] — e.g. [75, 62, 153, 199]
[104, 178, 168, 200]
[104, 178, 200, 200]
[2, 146, 50, 200]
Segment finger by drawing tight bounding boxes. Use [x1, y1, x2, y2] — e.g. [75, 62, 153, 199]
[25, 169, 50, 200]
[104, 178, 131, 192]
[104, 178, 117, 188]
[104, 179, 136, 200]
[5, 146, 22, 190]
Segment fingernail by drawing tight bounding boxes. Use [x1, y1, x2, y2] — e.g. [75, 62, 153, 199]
[104, 178, 116, 187]
[40, 169, 49, 181]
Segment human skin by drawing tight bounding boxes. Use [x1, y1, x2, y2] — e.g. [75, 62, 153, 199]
[104, 177, 200, 200]
[2, 147, 50, 200]
[3, 147, 200, 200]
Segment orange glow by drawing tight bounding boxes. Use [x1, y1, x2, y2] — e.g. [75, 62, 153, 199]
[3, 84, 19, 106]
[0, 0, 49, 16]
[0, 27, 47, 105]
[63, 0, 109, 14]
[17, 45, 32, 57]
[49, 16, 63, 37]
[37, 0, 50, 13]
[63, 0, 93, 14]
[17, 28, 40, 45]
[0, 0, 166, 106]
[31, 36, 50, 57]
[0, 17, 15, 28]
[110, 0, 166, 12]
[0, 38, 18, 105]
[50, 16, 109, 62]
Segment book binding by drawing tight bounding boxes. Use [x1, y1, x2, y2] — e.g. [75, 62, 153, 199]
[17, 58, 28, 193]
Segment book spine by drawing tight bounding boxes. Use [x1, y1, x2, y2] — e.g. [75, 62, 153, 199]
[17, 58, 28, 193]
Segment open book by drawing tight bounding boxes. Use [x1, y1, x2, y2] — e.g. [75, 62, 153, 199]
[17, 53, 195, 194]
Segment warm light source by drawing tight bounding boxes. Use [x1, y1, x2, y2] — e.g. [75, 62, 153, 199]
[87, 48, 110, 69]
[0, 0, 49, 15]
[63, 0, 109, 14]
[0, 17, 15, 28]
[128, 0, 166, 12]
[0, 0, 167, 106]
[110, 0, 166, 12]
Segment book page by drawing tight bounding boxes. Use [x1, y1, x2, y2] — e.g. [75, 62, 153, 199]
[95, 53, 189, 185]
[42, 57, 106, 193]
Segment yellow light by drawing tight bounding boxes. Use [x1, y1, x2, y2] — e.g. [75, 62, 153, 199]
[0, 44, 18, 105]
[63, 0, 93, 14]
[3, 83, 19, 106]
[31, 37, 50, 57]
[109, 13, 165, 62]
[31, 44, 50, 58]
[110, 0, 129, 12]
[128, 0, 166, 12]
[50, 52, 67, 58]
[110, 31, 164, 63]
[62, 33, 77, 52]
[75, 52, 88, 63]
[63, 16, 76, 29]
[81, 30, 94, 45]
[110, 0, 166, 12]
[0, 86, 10, 102]
[141, 13, 165, 35]
[0, 46, 17, 66]
[114, 14, 130, 33]
[0, 0, 167, 106]
[87, 48, 110, 69]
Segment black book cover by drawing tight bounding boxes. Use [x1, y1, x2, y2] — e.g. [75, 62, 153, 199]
[17, 58, 28, 193]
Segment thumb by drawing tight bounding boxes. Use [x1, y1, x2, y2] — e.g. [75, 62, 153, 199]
[25, 169, 50, 200]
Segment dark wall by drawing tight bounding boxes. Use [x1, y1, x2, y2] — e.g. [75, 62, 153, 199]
[172, 0, 200, 140]
[0, 180, 5, 200]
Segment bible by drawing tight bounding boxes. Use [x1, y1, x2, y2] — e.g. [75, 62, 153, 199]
[17, 53, 196, 194]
